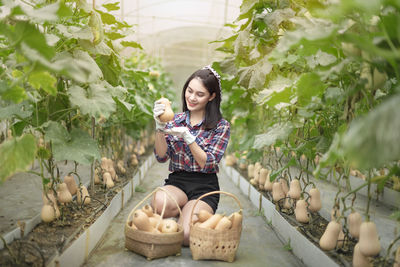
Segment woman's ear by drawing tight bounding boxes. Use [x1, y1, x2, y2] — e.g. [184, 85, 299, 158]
[209, 92, 216, 102]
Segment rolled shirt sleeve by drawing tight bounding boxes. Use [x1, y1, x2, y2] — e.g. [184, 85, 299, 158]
[202, 121, 230, 172]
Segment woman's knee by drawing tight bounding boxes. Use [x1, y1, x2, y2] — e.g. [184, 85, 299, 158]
[151, 192, 178, 217]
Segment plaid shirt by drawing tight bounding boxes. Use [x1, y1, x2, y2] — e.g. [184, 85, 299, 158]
[154, 111, 230, 173]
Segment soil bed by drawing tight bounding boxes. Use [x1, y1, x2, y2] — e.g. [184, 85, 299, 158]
[0, 149, 153, 267]
[234, 165, 393, 267]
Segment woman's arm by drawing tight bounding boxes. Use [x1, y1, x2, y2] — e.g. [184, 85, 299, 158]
[188, 142, 207, 168]
[154, 131, 168, 158]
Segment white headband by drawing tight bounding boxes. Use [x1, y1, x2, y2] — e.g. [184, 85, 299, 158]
[203, 65, 221, 95]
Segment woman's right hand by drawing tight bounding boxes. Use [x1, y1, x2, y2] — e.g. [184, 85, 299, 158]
[153, 100, 167, 131]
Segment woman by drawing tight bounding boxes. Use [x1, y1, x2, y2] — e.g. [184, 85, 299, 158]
[152, 66, 230, 246]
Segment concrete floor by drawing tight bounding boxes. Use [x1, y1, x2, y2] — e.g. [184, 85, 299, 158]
[83, 162, 304, 267]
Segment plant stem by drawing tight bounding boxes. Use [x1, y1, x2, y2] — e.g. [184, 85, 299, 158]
[365, 170, 372, 221]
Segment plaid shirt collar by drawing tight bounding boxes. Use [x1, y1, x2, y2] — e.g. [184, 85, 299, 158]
[177, 111, 204, 129]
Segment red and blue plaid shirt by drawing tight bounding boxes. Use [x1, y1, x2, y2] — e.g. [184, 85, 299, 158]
[154, 111, 230, 173]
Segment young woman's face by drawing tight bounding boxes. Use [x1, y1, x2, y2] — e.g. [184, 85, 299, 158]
[185, 77, 215, 113]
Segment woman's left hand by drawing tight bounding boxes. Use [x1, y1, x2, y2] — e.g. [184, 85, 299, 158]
[163, 127, 196, 145]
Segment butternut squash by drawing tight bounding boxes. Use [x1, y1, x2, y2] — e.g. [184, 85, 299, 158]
[258, 168, 269, 190]
[161, 219, 178, 233]
[358, 221, 381, 257]
[394, 246, 400, 267]
[272, 181, 285, 202]
[94, 169, 101, 185]
[247, 164, 255, 179]
[132, 210, 154, 232]
[263, 171, 273, 191]
[288, 179, 301, 200]
[283, 193, 292, 209]
[230, 211, 242, 229]
[295, 199, 309, 223]
[353, 243, 372, 267]
[215, 216, 232, 230]
[158, 98, 174, 122]
[199, 213, 223, 229]
[103, 172, 114, 188]
[41, 204, 56, 223]
[319, 221, 341, 250]
[348, 211, 362, 239]
[57, 183, 72, 204]
[197, 209, 213, 223]
[225, 154, 237, 166]
[77, 185, 90, 205]
[63, 175, 77, 195]
[309, 188, 322, 212]
[142, 204, 154, 217]
[280, 178, 289, 196]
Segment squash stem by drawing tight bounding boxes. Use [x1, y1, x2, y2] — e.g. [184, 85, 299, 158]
[365, 170, 372, 222]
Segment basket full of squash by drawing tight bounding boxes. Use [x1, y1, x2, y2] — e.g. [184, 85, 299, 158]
[189, 191, 243, 262]
[125, 187, 184, 260]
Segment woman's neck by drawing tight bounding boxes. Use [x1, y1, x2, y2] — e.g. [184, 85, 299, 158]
[189, 110, 204, 126]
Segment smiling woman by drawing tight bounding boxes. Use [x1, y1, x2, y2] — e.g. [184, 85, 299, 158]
[152, 66, 230, 246]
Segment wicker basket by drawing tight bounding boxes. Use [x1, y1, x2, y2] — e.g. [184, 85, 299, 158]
[189, 191, 243, 262]
[125, 187, 184, 260]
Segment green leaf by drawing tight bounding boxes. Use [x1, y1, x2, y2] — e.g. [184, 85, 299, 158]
[120, 41, 143, 50]
[68, 84, 116, 120]
[16, 21, 55, 60]
[102, 2, 120, 11]
[28, 71, 57, 96]
[0, 103, 32, 120]
[341, 94, 400, 169]
[261, 8, 295, 31]
[306, 50, 337, 68]
[0, 134, 36, 183]
[238, 56, 272, 89]
[44, 121, 70, 144]
[256, 75, 295, 106]
[56, 25, 93, 40]
[275, 17, 336, 53]
[79, 40, 112, 56]
[296, 73, 326, 107]
[134, 95, 152, 116]
[1, 85, 27, 103]
[106, 32, 125, 40]
[253, 122, 294, 149]
[97, 10, 117, 25]
[45, 123, 100, 165]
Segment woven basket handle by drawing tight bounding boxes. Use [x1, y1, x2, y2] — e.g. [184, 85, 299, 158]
[126, 186, 182, 226]
[189, 190, 242, 227]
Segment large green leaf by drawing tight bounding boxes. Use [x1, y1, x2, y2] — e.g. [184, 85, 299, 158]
[296, 73, 326, 107]
[28, 71, 57, 96]
[0, 134, 36, 183]
[68, 84, 116, 120]
[253, 122, 294, 149]
[45, 122, 100, 165]
[16, 21, 55, 60]
[1, 85, 27, 103]
[0, 103, 32, 120]
[256, 75, 295, 106]
[341, 94, 400, 169]
[261, 8, 295, 31]
[56, 25, 93, 40]
[275, 17, 337, 53]
[238, 56, 272, 89]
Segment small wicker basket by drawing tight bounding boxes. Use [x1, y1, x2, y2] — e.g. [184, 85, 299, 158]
[189, 191, 243, 262]
[125, 187, 184, 260]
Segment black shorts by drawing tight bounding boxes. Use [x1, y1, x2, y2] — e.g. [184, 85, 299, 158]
[164, 171, 220, 213]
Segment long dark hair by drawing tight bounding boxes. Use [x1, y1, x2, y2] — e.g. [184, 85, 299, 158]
[181, 68, 222, 130]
